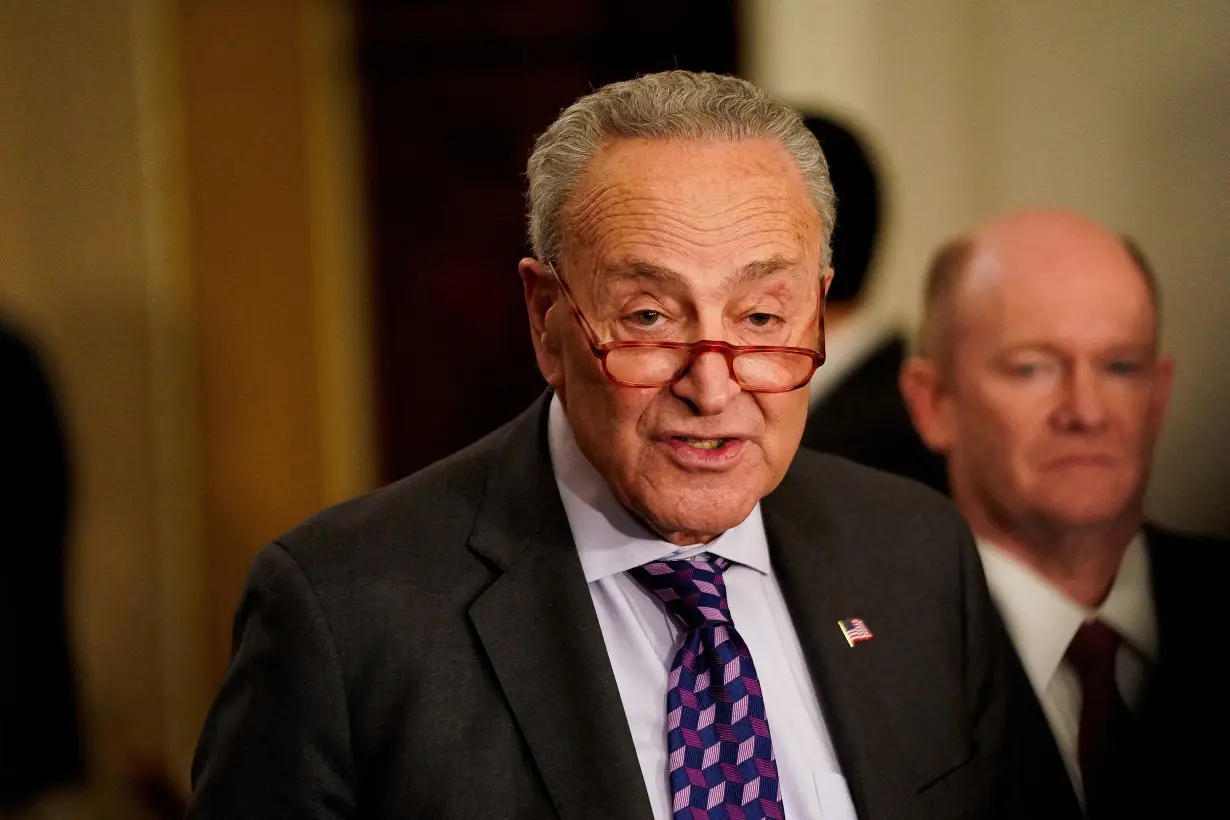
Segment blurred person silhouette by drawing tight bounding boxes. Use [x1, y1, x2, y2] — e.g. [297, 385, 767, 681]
[900, 208, 1230, 818]
[0, 317, 83, 813]
[798, 114, 946, 493]
[0, 318, 186, 820]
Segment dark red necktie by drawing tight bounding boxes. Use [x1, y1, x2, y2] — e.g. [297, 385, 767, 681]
[1065, 619, 1134, 817]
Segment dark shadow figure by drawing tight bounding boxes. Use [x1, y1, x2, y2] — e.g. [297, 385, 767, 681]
[0, 317, 84, 810]
[799, 114, 948, 494]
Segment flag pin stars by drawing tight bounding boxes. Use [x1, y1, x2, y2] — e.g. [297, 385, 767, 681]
[838, 617, 874, 647]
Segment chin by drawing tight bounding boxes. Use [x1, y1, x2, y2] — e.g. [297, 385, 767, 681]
[1033, 488, 1135, 527]
[633, 485, 761, 543]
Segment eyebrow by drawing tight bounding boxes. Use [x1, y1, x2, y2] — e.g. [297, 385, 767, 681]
[594, 254, 803, 290]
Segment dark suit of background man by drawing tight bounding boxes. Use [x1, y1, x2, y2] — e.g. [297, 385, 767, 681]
[0, 318, 83, 811]
[187, 71, 1075, 820]
[797, 115, 946, 494]
[900, 207, 1230, 818]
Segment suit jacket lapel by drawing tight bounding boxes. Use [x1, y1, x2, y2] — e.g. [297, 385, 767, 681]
[467, 394, 652, 820]
[760, 481, 896, 818]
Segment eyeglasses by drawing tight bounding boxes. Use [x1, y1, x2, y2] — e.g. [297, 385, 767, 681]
[545, 261, 826, 393]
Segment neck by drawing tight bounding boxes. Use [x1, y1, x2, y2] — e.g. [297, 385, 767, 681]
[629, 509, 719, 547]
[972, 513, 1141, 608]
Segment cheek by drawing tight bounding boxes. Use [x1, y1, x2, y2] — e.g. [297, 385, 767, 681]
[959, 390, 1041, 465]
[572, 384, 663, 467]
[1119, 391, 1163, 447]
[755, 392, 808, 461]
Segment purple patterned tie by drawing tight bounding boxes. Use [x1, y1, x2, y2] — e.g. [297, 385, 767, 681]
[629, 556, 786, 820]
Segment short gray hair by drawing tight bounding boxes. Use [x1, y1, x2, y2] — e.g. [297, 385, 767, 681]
[525, 70, 836, 268]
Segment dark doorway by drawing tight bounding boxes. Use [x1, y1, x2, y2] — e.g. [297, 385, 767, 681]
[355, 0, 739, 482]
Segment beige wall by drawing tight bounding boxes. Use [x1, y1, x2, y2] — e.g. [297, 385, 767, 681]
[746, 0, 1230, 535]
[0, 0, 373, 794]
[0, 0, 186, 786]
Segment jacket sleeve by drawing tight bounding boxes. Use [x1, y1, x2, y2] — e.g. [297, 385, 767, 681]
[187, 541, 357, 819]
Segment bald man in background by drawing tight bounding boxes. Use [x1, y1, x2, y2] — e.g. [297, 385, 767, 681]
[899, 208, 1229, 818]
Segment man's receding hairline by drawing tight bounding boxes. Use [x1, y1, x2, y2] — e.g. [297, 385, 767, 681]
[525, 70, 837, 268]
[917, 228, 1163, 365]
[916, 235, 978, 363]
[556, 134, 823, 260]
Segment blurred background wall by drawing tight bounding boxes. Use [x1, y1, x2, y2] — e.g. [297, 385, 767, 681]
[355, 0, 737, 481]
[0, 0, 1225, 810]
[0, 0, 374, 810]
[1, 0, 201, 803]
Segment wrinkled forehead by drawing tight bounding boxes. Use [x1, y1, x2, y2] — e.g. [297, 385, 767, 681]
[589, 254, 819, 305]
[559, 137, 822, 297]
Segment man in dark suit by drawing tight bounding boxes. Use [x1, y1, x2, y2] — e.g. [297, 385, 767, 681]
[796, 115, 946, 494]
[0, 318, 83, 810]
[900, 208, 1229, 818]
[188, 72, 1075, 819]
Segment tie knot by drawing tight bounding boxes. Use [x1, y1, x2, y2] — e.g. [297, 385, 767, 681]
[628, 556, 731, 630]
[1066, 619, 1123, 680]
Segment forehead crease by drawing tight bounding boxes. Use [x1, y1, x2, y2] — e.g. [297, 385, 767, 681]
[594, 259, 685, 287]
[568, 168, 814, 227]
[726, 254, 804, 287]
[576, 222, 817, 288]
[583, 179, 809, 216]
[566, 181, 636, 233]
[594, 253, 804, 290]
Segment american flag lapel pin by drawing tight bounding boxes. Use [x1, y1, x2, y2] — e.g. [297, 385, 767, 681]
[838, 617, 874, 647]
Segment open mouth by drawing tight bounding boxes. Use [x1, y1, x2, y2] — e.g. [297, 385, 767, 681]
[673, 437, 731, 451]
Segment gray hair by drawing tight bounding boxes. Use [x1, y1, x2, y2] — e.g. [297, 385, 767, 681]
[525, 70, 836, 268]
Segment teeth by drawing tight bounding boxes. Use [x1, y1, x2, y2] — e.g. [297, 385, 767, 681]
[684, 438, 725, 450]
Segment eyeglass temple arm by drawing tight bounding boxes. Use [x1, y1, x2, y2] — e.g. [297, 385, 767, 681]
[543, 260, 605, 349]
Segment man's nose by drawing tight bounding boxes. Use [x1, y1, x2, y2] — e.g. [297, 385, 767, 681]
[670, 350, 741, 415]
[1055, 364, 1109, 431]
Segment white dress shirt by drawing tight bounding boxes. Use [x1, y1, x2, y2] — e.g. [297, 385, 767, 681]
[976, 535, 1157, 800]
[547, 394, 857, 820]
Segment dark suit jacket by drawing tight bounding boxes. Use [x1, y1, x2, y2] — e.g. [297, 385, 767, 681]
[802, 335, 948, 495]
[1072, 525, 1229, 817]
[188, 393, 1076, 819]
[0, 320, 83, 807]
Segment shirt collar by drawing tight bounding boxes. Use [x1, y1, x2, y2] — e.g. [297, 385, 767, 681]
[976, 533, 1157, 695]
[1098, 534, 1158, 660]
[546, 392, 772, 582]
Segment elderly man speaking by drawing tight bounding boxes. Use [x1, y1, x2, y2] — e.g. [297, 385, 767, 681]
[186, 72, 1072, 820]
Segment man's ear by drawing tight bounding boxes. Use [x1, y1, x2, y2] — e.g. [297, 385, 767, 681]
[899, 355, 956, 455]
[821, 266, 835, 300]
[518, 257, 564, 389]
